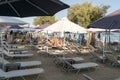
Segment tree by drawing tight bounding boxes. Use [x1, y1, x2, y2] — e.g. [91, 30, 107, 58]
[67, 2, 110, 27]
[33, 16, 56, 26]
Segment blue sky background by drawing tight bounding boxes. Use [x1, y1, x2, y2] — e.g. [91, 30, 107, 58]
[20, 0, 120, 27]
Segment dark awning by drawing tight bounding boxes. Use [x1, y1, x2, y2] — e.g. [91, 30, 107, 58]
[87, 9, 120, 29]
[0, 0, 69, 17]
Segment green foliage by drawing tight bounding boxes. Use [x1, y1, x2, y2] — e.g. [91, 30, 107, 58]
[67, 2, 110, 27]
[33, 16, 56, 26]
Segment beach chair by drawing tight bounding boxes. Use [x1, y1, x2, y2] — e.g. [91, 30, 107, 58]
[64, 43, 77, 54]
[108, 44, 118, 52]
[0, 57, 41, 68]
[103, 43, 113, 54]
[0, 68, 44, 80]
[63, 61, 98, 74]
[2, 44, 33, 58]
[48, 50, 67, 57]
[71, 43, 81, 53]
[3, 49, 33, 58]
[106, 54, 120, 67]
[90, 51, 106, 63]
[88, 45, 98, 52]
[2, 41, 12, 48]
[2, 41, 29, 53]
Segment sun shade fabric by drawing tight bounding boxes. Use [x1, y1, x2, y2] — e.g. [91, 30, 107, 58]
[0, 16, 27, 25]
[87, 9, 120, 29]
[36, 23, 51, 29]
[42, 17, 87, 33]
[0, 0, 69, 17]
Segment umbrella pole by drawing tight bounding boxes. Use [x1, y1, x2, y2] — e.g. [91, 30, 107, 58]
[102, 40, 105, 63]
[1, 32, 4, 70]
[28, 24, 32, 47]
[46, 31, 48, 53]
[63, 31, 65, 57]
[102, 30, 107, 62]
[108, 29, 111, 44]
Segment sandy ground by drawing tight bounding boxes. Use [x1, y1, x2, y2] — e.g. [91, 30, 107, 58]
[2, 48, 120, 80]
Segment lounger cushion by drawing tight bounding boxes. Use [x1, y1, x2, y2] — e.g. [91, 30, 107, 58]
[72, 62, 98, 69]
[0, 57, 41, 68]
[0, 68, 44, 79]
[5, 68, 44, 78]
[15, 61, 41, 68]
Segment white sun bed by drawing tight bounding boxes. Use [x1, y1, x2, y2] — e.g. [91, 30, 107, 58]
[48, 50, 67, 57]
[0, 57, 41, 68]
[3, 49, 33, 58]
[0, 68, 44, 80]
[2, 41, 33, 58]
[64, 61, 98, 74]
[3, 50, 33, 58]
[61, 57, 84, 62]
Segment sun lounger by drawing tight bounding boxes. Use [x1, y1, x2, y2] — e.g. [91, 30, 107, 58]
[0, 57, 41, 68]
[54, 57, 84, 64]
[106, 54, 120, 66]
[2, 42, 33, 58]
[3, 50, 33, 58]
[54, 57, 84, 66]
[63, 61, 98, 74]
[2, 41, 31, 54]
[2, 41, 11, 48]
[2, 41, 26, 49]
[61, 57, 84, 62]
[71, 43, 81, 53]
[90, 52, 106, 63]
[48, 50, 67, 57]
[88, 45, 98, 52]
[0, 68, 44, 80]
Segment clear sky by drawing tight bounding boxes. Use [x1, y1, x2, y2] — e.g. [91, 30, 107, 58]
[20, 0, 120, 27]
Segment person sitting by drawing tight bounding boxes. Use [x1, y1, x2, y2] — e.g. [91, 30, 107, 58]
[46, 39, 52, 47]
[53, 38, 59, 47]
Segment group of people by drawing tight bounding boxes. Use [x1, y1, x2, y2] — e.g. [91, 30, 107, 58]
[4, 30, 32, 44]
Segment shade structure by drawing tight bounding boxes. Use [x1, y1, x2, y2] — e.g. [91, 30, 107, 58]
[36, 23, 51, 29]
[87, 28, 106, 33]
[0, 0, 69, 17]
[42, 17, 87, 33]
[0, 25, 22, 29]
[0, 16, 27, 25]
[87, 9, 120, 29]
[10, 25, 22, 29]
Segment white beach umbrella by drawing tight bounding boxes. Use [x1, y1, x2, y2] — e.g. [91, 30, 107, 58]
[42, 17, 87, 34]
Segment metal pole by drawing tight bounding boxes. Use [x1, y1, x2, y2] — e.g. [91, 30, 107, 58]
[1, 32, 4, 70]
[46, 30, 48, 53]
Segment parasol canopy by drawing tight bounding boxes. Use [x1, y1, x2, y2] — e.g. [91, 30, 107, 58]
[0, 0, 69, 17]
[87, 9, 120, 29]
[42, 17, 87, 33]
[0, 16, 27, 25]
